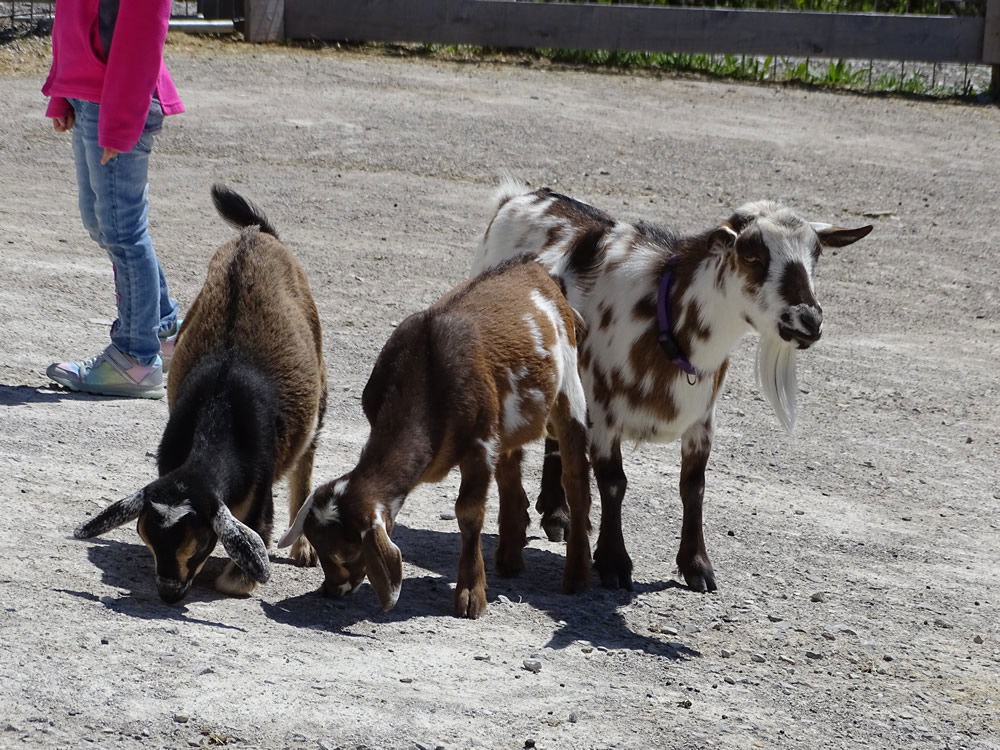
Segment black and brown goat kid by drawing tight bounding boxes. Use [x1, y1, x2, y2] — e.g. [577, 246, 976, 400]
[74, 185, 327, 603]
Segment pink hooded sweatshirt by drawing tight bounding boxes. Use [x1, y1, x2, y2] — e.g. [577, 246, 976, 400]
[42, 0, 184, 153]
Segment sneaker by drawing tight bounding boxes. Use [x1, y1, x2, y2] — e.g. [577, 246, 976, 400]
[46, 345, 165, 399]
[158, 318, 182, 374]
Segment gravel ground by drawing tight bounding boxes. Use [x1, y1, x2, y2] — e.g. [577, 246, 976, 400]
[0, 35, 998, 750]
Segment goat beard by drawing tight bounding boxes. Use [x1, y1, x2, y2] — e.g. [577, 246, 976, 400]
[755, 333, 798, 433]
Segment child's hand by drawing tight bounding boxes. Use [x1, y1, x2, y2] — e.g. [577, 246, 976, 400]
[51, 114, 75, 132]
[100, 148, 121, 165]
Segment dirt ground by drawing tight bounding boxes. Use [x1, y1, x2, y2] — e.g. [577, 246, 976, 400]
[1, 35, 998, 750]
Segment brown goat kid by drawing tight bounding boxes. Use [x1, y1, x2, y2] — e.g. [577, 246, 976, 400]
[279, 256, 591, 619]
[74, 185, 327, 603]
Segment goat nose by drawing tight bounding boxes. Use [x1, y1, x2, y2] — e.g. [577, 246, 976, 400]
[156, 576, 189, 603]
[799, 308, 822, 338]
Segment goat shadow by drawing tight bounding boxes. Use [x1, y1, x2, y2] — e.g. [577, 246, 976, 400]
[58, 537, 248, 631]
[263, 522, 698, 659]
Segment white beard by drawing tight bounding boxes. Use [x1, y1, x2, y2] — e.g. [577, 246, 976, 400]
[756, 333, 799, 433]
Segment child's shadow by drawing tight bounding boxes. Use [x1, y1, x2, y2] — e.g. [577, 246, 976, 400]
[262, 523, 698, 659]
[0, 384, 117, 406]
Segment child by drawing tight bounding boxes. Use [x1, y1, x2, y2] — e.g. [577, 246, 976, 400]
[42, 0, 184, 399]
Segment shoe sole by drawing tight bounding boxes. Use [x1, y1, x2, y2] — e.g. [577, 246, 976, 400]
[47, 374, 165, 400]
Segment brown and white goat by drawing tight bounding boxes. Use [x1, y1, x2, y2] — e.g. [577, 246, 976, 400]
[74, 184, 327, 603]
[279, 255, 591, 619]
[474, 180, 872, 592]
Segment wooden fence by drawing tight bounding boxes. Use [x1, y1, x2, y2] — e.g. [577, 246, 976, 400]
[246, 0, 1000, 74]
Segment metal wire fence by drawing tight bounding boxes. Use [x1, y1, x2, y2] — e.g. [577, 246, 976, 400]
[1, 0, 993, 96]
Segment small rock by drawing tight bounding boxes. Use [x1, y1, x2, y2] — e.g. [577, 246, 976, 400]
[727, 530, 736, 537]
[568, 712, 579, 723]
[473, 655, 491, 662]
[805, 651, 823, 660]
[901, 516, 912, 522]
[810, 592, 827, 603]
[724, 676, 736, 685]
[173, 714, 189, 724]
[439, 511, 456, 521]
[496, 595, 512, 605]
[399, 677, 414, 684]
[778, 655, 796, 665]
[524, 740, 536, 749]
[883, 654, 894, 662]
[198, 667, 214, 676]
[933, 618, 954, 629]
[659, 626, 679, 636]
[523, 659, 542, 674]
[317, 741, 337, 750]
[100, 638, 109, 645]
[751, 653, 766, 663]
[4, 724, 19, 732]
[721, 649, 736, 658]
[767, 614, 783, 623]
[678, 699, 693, 709]
[973, 635, 984, 644]
[580, 646, 593, 654]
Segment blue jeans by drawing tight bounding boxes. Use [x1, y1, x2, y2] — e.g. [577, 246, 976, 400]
[69, 98, 178, 366]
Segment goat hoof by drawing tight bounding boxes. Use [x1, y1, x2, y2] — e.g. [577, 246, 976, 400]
[540, 519, 567, 543]
[215, 562, 257, 597]
[291, 538, 318, 567]
[495, 550, 524, 578]
[539, 507, 570, 543]
[562, 571, 591, 594]
[679, 555, 717, 593]
[455, 587, 488, 619]
[593, 551, 633, 590]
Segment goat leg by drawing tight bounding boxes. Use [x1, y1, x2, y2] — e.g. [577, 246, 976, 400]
[553, 407, 592, 594]
[454, 457, 490, 619]
[592, 441, 632, 590]
[676, 423, 716, 593]
[535, 437, 570, 542]
[495, 448, 529, 577]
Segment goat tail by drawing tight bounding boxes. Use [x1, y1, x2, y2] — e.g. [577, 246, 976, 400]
[211, 183, 279, 239]
[490, 172, 531, 216]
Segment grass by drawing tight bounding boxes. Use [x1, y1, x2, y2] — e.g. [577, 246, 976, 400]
[419, 43, 990, 99]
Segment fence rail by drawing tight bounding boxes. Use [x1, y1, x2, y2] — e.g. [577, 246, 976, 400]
[264, 0, 996, 65]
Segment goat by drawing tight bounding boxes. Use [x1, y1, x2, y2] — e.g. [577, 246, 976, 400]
[278, 255, 591, 619]
[474, 180, 872, 592]
[73, 184, 327, 603]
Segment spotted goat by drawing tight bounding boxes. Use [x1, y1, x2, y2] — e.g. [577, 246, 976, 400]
[279, 255, 591, 618]
[74, 184, 327, 602]
[474, 180, 872, 592]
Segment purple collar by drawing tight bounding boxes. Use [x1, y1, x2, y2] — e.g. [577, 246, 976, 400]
[656, 258, 701, 379]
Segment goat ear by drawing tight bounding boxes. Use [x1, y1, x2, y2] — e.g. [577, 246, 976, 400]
[277, 490, 315, 548]
[362, 523, 402, 612]
[74, 488, 147, 539]
[709, 225, 740, 252]
[811, 222, 874, 248]
[213, 505, 270, 584]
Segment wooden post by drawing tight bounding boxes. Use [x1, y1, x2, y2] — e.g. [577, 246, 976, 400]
[985, 0, 1000, 101]
[246, 0, 284, 42]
